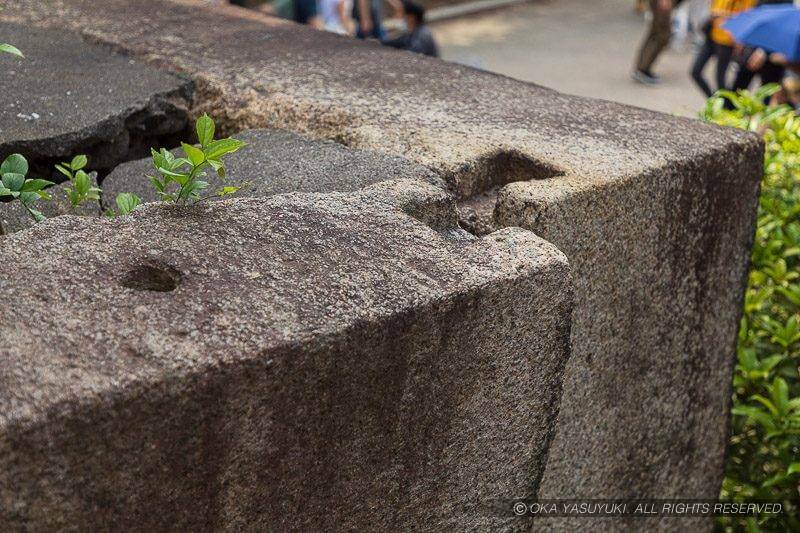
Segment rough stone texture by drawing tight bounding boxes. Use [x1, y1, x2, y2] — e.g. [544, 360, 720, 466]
[0, 173, 101, 235]
[0, 181, 573, 531]
[517, 141, 764, 531]
[101, 128, 440, 208]
[0, 21, 192, 175]
[0, 1, 765, 529]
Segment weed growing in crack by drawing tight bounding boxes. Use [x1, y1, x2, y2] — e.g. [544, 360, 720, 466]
[57, 155, 101, 209]
[148, 114, 245, 204]
[0, 154, 53, 222]
[1, 114, 243, 230]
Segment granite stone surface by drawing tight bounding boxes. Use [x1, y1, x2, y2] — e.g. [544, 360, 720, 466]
[0, 21, 192, 173]
[0, 181, 573, 530]
[0, 2, 765, 530]
[101, 128, 440, 208]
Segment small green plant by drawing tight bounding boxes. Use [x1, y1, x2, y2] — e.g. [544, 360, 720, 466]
[148, 114, 244, 204]
[115, 193, 141, 215]
[702, 86, 800, 532]
[0, 43, 23, 58]
[0, 153, 53, 222]
[104, 192, 142, 218]
[56, 155, 101, 208]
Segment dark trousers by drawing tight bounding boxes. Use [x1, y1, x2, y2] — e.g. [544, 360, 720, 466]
[732, 60, 786, 92]
[691, 38, 733, 97]
[635, 0, 681, 72]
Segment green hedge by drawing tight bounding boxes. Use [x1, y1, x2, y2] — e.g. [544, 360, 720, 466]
[701, 86, 800, 532]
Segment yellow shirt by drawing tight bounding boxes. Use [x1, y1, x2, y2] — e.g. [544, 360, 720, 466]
[710, 0, 758, 46]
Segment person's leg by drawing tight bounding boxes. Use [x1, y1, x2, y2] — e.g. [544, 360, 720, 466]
[732, 49, 757, 92]
[690, 36, 715, 96]
[759, 61, 786, 87]
[636, 0, 673, 74]
[732, 68, 756, 92]
[714, 44, 733, 92]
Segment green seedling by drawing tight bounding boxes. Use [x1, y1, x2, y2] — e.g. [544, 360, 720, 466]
[0, 153, 53, 222]
[148, 114, 244, 205]
[104, 192, 142, 218]
[56, 155, 101, 208]
[0, 43, 23, 57]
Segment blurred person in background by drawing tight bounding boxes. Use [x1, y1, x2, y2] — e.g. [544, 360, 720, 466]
[770, 72, 800, 109]
[228, 0, 290, 16]
[353, 0, 385, 40]
[385, 0, 439, 57]
[730, 0, 795, 92]
[293, 0, 324, 28]
[690, 0, 756, 96]
[633, 0, 685, 84]
[321, 0, 355, 34]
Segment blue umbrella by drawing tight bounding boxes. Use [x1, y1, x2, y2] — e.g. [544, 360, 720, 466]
[723, 4, 800, 62]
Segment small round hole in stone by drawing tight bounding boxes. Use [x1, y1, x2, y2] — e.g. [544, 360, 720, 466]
[120, 260, 181, 292]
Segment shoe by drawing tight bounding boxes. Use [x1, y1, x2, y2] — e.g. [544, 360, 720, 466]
[632, 69, 661, 85]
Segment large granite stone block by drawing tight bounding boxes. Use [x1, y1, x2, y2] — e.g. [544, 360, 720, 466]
[0, 1, 765, 529]
[496, 139, 763, 531]
[0, 21, 192, 174]
[0, 181, 573, 531]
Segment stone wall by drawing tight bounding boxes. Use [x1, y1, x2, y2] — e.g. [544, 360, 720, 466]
[0, 0, 762, 530]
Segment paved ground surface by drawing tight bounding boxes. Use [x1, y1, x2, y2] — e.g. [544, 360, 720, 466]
[431, 0, 708, 116]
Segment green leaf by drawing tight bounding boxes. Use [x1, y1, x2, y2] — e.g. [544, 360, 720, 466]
[19, 191, 41, 206]
[26, 206, 44, 222]
[738, 348, 758, 371]
[207, 158, 225, 179]
[151, 148, 167, 169]
[788, 463, 800, 476]
[217, 185, 240, 197]
[2, 172, 25, 192]
[0, 43, 23, 58]
[1, 154, 28, 176]
[732, 405, 777, 432]
[179, 179, 208, 201]
[761, 471, 787, 488]
[770, 377, 790, 415]
[55, 164, 73, 179]
[196, 113, 215, 147]
[750, 394, 778, 417]
[182, 142, 205, 166]
[788, 397, 800, 413]
[20, 179, 54, 192]
[115, 193, 141, 215]
[203, 138, 245, 160]
[70, 154, 88, 171]
[65, 187, 78, 207]
[159, 147, 174, 162]
[171, 157, 190, 171]
[158, 168, 191, 187]
[148, 175, 165, 192]
[73, 171, 90, 195]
